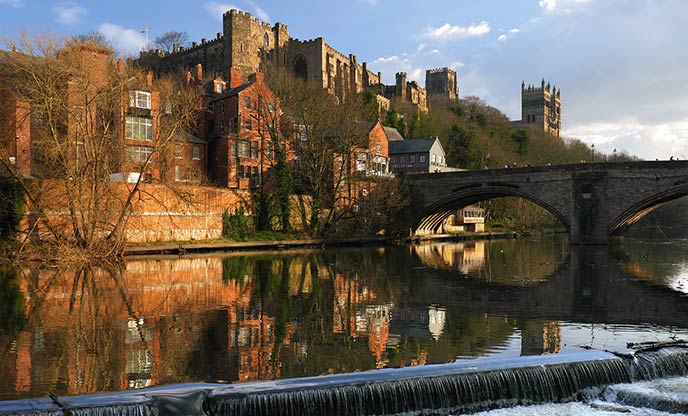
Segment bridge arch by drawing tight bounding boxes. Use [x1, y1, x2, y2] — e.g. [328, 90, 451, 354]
[413, 187, 570, 235]
[609, 184, 688, 236]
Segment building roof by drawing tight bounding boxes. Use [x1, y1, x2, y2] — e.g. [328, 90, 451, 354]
[388, 138, 438, 154]
[173, 131, 206, 144]
[383, 126, 404, 142]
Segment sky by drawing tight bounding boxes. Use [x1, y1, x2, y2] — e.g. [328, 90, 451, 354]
[1, 0, 686, 160]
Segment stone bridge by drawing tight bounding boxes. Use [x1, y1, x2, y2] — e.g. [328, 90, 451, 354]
[402, 161, 688, 244]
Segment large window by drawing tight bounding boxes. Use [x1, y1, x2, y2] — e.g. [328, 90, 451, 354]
[126, 145, 154, 163]
[125, 116, 153, 141]
[128, 91, 151, 109]
[238, 140, 250, 158]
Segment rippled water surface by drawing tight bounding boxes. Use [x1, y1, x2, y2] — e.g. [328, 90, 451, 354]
[1, 235, 688, 401]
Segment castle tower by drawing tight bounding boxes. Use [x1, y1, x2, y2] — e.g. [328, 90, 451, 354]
[222, 9, 289, 79]
[521, 79, 561, 138]
[395, 72, 407, 102]
[425, 67, 458, 102]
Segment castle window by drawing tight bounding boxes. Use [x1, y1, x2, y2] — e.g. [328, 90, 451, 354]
[125, 116, 153, 141]
[294, 55, 308, 81]
[263, 33, 269, 47]
[128, 91, 151, 109]
[240, 42, 244, 53]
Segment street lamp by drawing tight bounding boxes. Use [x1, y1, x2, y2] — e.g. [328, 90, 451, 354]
[591, 143, 595, 163]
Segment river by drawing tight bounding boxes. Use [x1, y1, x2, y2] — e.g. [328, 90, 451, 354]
[1, 235, 688, 414]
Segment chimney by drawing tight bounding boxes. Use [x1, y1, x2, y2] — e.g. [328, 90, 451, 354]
[249, 71, 264, 84]
[195, 64, 203, 81]
[227, 67, 243, 88]
[146, 70, 153, 86]
[185, 71, 192, 85]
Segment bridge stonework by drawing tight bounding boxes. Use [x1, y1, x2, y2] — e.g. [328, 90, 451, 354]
[403, 161, 688, 245]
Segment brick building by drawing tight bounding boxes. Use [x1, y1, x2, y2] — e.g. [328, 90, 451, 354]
[189, 66, 279, 189]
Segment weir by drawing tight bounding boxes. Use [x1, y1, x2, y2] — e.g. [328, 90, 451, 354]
[1, 346, 687, 416]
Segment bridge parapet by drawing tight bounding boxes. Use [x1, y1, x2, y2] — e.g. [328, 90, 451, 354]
[403, 161, 688, 244]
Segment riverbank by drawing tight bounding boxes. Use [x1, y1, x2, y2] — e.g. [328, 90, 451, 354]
[123, 231, 517, 256]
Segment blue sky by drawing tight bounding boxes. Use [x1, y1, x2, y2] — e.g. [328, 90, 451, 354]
[1, 0, 687, 160]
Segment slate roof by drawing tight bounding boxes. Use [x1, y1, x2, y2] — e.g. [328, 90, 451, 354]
[383, 126, 404, 142]
[388, 138, 437, 154]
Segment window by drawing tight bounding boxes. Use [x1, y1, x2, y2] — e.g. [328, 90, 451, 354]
[410, 155, 415, 164]
[215, 82, 223, 94]
[219, 120, 225, 133]
[401, 155, 406, 164]
[250, 141, 258, 158]
[129, 91, 151, 109]
[192, 146, 200, 160]
[221, 103, 225, 114]
[207, 102, 214, 112]
[174, 145, 183, 159]
[299, 126, 307, 141]
[252, 166, 258, 178]
[126, 145, 154, 163]
[263, 33, 269, 47]
[245, 119, 252, 130]
[238, 140, 250, 158]
[231, 140, 237, 156]
[244, 96, 251, 109]
[125, 117, 153, 141]
[237, 165, 244, 179]
[420, 155, 426, 163]
[265, 141, 273, 159]
[175, 165, 182, 181]
[432, 154, 436, 163]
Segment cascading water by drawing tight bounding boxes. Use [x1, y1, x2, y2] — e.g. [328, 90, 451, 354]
[2, 345, 688, 416]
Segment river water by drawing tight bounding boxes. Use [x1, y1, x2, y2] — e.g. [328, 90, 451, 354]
[1, 235, 688, 413]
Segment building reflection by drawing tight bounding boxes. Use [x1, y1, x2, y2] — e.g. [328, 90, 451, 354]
[0, 241, 571, 400]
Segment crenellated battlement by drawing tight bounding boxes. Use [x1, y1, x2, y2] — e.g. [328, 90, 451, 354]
[427, 67, 455, 75]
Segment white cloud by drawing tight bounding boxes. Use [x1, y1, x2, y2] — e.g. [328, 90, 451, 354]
[565, 119, 688, 160]
[98, 23, 146, 55]
[204, 2, 238, 21]
[242, 0, 270, 22]
[0, 0, 22, 6]
[422, 21, 491, 41]
[373, 55, 400, 64]
[449, 61, 464, 70]
[204, 1, 270, 23]
[539, 0, 592, 15]
[498, 34, 507, 42]
[509, 28, 520, 33]
[53, 4, 86, 25]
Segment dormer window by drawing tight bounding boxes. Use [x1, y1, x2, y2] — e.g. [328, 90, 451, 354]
[129, 91, 151, 109]
[215, 82, 224, 94]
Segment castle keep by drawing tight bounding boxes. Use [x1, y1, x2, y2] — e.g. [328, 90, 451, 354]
[521, 79, 561, 138]
[136, 9, 428, 112]
[425, 67, 458, 102]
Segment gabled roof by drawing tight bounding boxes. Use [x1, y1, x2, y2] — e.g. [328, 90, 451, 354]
[173, 131, 206, 144]
[383, 126, 404, 142]
[210, 82, 252, 102]
[389, 138, 439, 154]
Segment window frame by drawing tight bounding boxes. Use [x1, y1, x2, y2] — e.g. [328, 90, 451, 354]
[129, 91, 151, 110]
[125, 116, 153, 141]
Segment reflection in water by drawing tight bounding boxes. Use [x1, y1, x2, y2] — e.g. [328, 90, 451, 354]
[1, 236, 688, 401]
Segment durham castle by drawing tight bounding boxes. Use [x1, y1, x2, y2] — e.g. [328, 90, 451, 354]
[137, 9, 560, 137]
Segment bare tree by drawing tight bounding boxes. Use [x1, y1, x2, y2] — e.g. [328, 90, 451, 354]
[0, 33, 201, 257]
[267, 69, 371, 236]
[153, 31, 189, 52]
